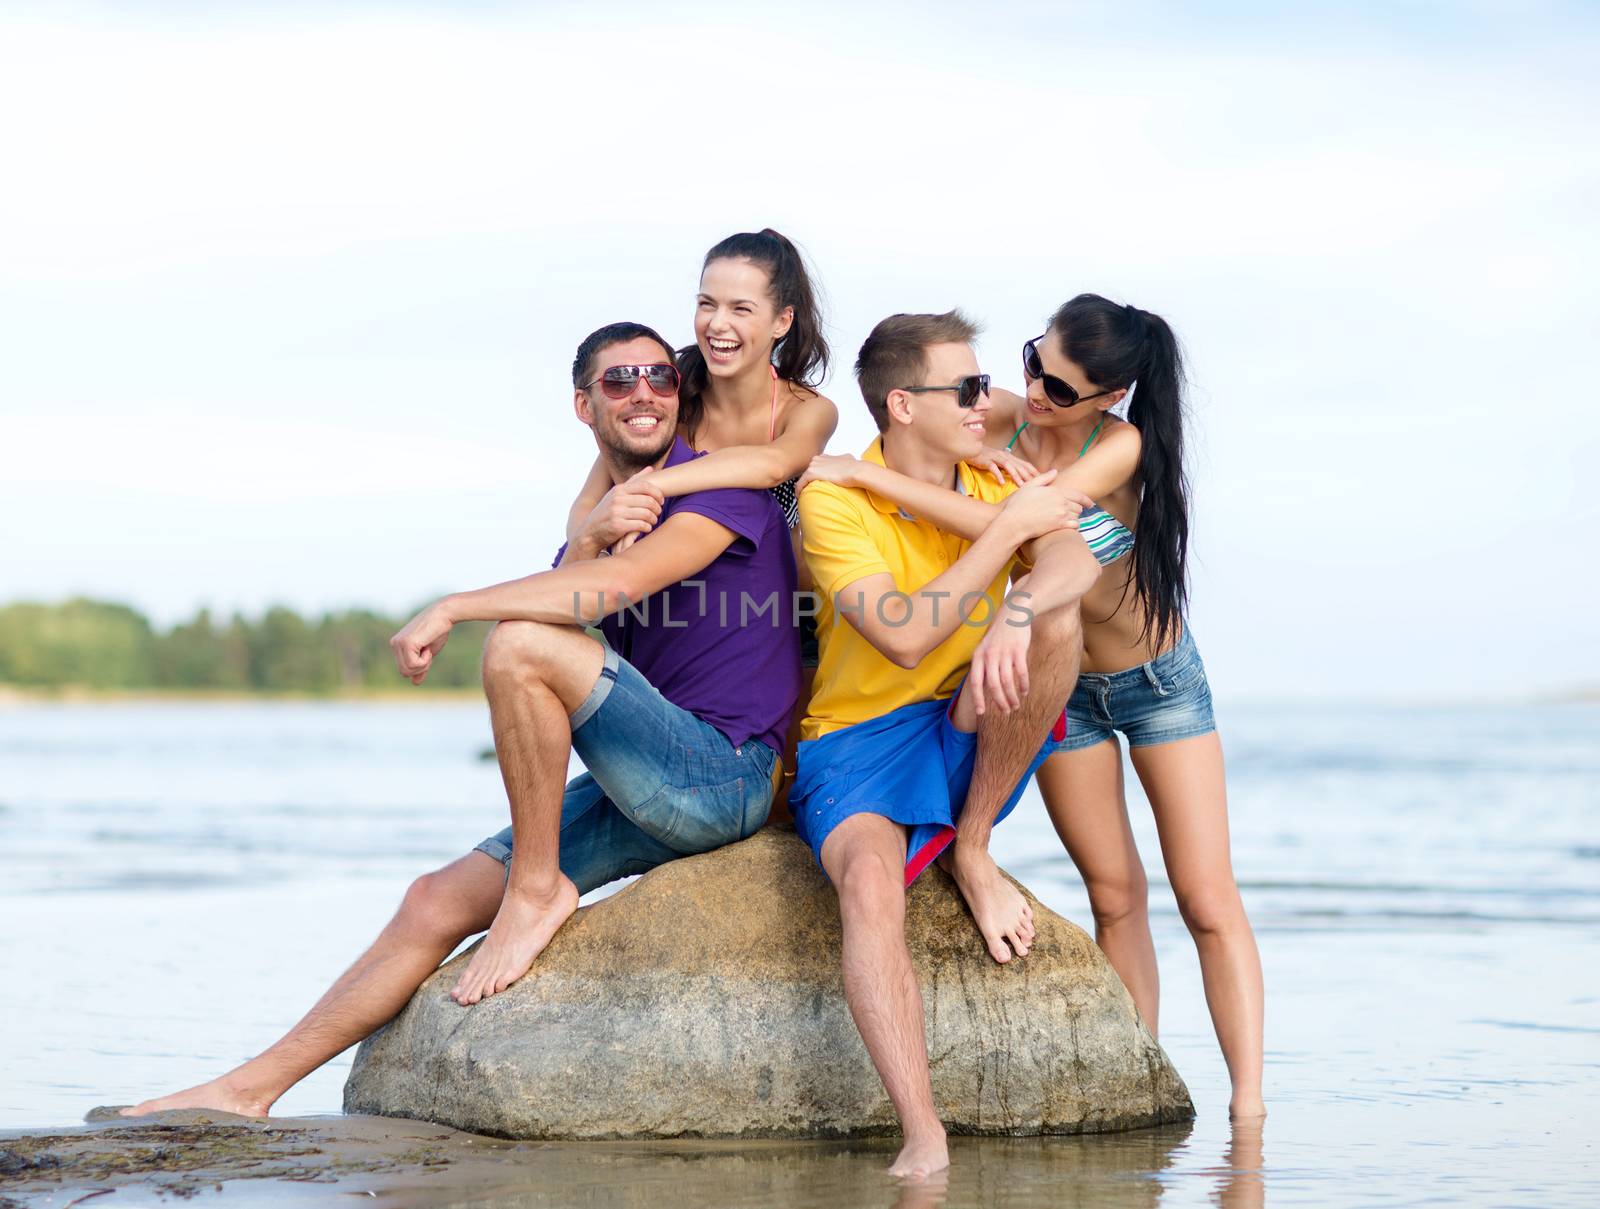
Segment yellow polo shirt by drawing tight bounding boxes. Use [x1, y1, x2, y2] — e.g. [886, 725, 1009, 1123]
[799, 437, 1024, 743]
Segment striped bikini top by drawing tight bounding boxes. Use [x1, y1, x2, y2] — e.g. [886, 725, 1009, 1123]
[766, 366, 801, 530]
[1007, 417, 1135, 566]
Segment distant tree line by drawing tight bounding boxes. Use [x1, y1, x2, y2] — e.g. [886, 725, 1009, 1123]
[0, 599, 489, 692]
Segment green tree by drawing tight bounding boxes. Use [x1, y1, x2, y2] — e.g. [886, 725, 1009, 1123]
[0, 598, 156, 688]
[0, 598, 487, 693]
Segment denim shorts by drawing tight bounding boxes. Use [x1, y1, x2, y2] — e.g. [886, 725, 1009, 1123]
[475, 644, 779, 894]
[1048, 626, 1217, 754]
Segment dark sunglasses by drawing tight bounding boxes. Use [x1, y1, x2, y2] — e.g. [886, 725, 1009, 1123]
[901, 373, 991, 409]
[582, 362, 681, 400]
[1022, 336, 1116, 408]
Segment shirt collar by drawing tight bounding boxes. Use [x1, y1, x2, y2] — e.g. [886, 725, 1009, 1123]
[860, 436, 970, 519]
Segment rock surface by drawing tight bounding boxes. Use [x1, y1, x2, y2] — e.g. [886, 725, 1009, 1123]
[344, 828, 1192, 1139]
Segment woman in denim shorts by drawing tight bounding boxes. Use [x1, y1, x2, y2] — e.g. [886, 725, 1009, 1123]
[993, 296, 1264, 1120]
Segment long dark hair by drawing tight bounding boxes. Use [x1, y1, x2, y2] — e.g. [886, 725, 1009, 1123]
[1050, 293, 1190, 652]
[678, 228, 829, 439]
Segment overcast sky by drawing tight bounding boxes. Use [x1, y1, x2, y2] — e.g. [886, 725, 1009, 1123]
[2, 1, 1596, 701]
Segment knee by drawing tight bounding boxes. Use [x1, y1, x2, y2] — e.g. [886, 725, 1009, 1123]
[394, 870, 476, 947]
[836, 855, 905, 925]
[1086, 864, 1149, 930]
[481, 620, 554, 685]
[1175, 882, 1245, 938]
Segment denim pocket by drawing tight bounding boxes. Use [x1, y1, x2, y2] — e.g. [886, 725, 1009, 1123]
[1159, 656, 1204, 696]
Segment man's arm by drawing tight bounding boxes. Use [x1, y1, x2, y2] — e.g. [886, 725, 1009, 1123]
[391, 511, 738, 683]
[801, 480, 1060, 671]
[564, 455, 614, 544]
[966, 527, 1101, 717]
[1012, 527, 1102, 616]
[562, 465, 664, 563]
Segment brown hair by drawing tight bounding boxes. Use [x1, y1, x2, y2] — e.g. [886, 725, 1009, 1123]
[853, 310, 981, 432]
[678, 228, 830, 440]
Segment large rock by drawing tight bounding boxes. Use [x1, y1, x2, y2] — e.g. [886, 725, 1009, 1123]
[344, 828, 1192, 1139]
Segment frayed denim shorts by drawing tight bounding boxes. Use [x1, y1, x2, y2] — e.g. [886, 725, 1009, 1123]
[475, 644, 779, 894]
[1048, 626, 1217, 754]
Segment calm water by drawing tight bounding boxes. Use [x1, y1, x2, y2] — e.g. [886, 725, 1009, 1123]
[1, 699, 1597, 1206]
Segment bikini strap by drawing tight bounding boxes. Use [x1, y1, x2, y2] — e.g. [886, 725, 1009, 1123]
[1078, 415, 1106, 458]
[1005, 421, 1028, 451]
[768, 365, 780, 443]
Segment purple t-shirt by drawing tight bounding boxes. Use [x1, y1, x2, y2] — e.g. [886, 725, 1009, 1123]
[560, 437, 800, 755]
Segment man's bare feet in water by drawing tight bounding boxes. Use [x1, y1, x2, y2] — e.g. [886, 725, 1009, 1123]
[451, 875, 579, 1006]
[121, 1071, 273, 1119]
[942, 842, 1035, 963]
[888, 1127, 950, 1180]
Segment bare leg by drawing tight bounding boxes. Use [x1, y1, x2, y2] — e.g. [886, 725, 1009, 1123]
[1035, 739, 1160, 1033]
[821, 814, 948, 1180]
[452, 621, 605, 1005]
[124, 852, 506, 1118]
[942, 603, 1084, 963]
[1131, 732, 1265, 1118]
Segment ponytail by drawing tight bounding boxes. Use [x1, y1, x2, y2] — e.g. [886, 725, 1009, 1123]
[1050, 294, 1191, 652]
[678, 228, 831, 440]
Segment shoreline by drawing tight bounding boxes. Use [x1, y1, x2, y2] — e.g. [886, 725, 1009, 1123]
[0, 1109, 1201, 1205]
[0, 686, 485, 706]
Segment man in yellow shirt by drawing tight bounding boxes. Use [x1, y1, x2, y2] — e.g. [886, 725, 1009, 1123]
[791, 311, 1102, 1180]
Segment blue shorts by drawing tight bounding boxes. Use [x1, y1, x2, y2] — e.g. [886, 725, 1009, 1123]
[790, 696, 1062, 885]
[475, 644, 779, 893]
[1048, 627, 1217, 754]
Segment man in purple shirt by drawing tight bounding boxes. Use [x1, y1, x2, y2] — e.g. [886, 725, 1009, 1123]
[126, 321, 799, 1119]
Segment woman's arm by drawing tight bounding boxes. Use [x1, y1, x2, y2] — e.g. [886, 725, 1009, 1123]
[646, 391, 840, 497]
[565, 456, 613, 543]
[1055, 422, 1143, 500]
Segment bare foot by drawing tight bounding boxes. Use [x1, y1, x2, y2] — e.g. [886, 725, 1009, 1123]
[451, 876, 578, 1006]
[888, 1128, 949, 1179]
[942, 842, 1034, 963]
[121, 1072, 272, 1119]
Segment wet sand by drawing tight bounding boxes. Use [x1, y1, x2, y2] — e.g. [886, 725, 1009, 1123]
[1, 1110, 1220, 1208]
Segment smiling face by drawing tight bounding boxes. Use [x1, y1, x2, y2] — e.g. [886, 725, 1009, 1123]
[1023, 328, 1119, 425]
[693, 257, 793, 378]
[574, 336, 681, 472]
[892, 341, 990, 462]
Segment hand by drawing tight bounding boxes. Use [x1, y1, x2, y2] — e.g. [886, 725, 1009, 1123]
[797, 453, 863, 494]
[578, 470, 663, 556]
[967, 608, 1033, 716]
[967, 445, 1040, 485]
[390, 602, 455, 685]
[998, 472, 1096, 542]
